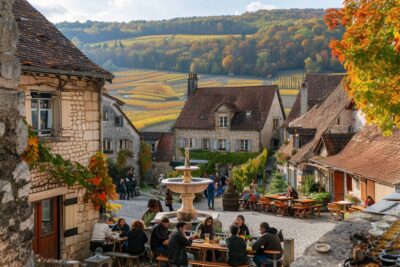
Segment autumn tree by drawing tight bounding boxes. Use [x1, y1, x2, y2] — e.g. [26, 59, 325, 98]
[325, 0, 400, 134]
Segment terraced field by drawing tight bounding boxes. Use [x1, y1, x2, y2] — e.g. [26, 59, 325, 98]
[106, 69, 303, 131]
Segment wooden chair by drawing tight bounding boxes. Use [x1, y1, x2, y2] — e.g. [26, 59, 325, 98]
[243, 195, 258, 210]
[257, 197, 271, 213]
[274, 200, 289, 216]
[311, 204, 323, 217]
[292, 202, 306, 218]
[327, 203, 343, 221]
[263, 250, 283, 267]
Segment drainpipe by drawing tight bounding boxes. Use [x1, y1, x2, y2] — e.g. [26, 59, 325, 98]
[98, 80, 104, 151]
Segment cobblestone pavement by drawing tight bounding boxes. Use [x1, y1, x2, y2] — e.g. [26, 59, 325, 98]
[113, 195, 336, 259]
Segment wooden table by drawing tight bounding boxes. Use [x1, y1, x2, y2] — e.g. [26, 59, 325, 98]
[108, 235, 125, 252]
[265, 195, 293, 216]
[334, 201, 352, 220]
[292, 199, 316, 218]
[191, 241, 227, 262]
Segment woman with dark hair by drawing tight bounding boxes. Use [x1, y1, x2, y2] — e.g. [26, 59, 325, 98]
[112, 217, 130, 237]
[234, 215, 250, 236]
[364, 195, 375, 207]
[197, 216, 215, 241]
[165, 189, 174, 211]
[123, 220, 148, 255]
[141, 199, 158, 220]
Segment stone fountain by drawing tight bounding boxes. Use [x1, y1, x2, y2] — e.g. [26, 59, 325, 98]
[161, 147, 213, 222]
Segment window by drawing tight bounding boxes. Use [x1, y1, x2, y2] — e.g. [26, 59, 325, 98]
[102, 111, 108, 121]
[273, 118, 280, 130]
[201, 139, 210, 150]
[31, 92, 53, 136]
[240, 139, 249, 151]
[103, 139, 112, 153]
[151, 142, 157, 153]
[219, 116, 228, 127]
[119, 139, 130, 150]
[218, 139, 226, 150]
[115, 116, 123, 127]
[184, 138, 194, 148]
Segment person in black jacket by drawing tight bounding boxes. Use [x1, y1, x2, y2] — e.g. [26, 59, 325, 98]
[150, 216, 170, 255]
[234, 215, 250, 236]
[252, 222, 283, 267]
[168, 221, 197, 267]
[226, 224, 249, 266]
[123, 220, 148, 255]
[112, 218, 130, 237]
[197, 216, 215, 240]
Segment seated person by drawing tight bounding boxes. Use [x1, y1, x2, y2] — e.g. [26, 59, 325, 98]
[234, 215, 250, 236]
[242, 187, 252, 200]
[364, 195, 375, 207]
[141, 199, 158, 220]
[112, 217, 130, 237]
[168, 221, 197, 267]
[252, 222, 283, 267]
[250, 179, 258, 193]
[150, 216, 170, 255]
[197, 216, 215, 241]
[90, 214, 113, 252]
[285, 185, 298, 199]
[226, 224, 249, 266]
[123, 220, 148, 255]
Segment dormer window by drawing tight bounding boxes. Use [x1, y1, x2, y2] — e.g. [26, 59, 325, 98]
[219, 116, 228, 127]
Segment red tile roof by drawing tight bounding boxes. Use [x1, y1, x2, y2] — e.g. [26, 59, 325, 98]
[285, 73, 345, 126]
[13, 0, 112, 80]
[321, 133, 354, 156]
[312, 125, 400, 186]
[174, 85, 285, 131]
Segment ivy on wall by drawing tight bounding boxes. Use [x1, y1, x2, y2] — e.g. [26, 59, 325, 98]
[21, 125, 117, 210]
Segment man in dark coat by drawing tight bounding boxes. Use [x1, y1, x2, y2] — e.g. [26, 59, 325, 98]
[150, 217, 170, 255]
[168, 221, 197, 267]
[252, 222, 283, 267]
[226, 224, 249, 266]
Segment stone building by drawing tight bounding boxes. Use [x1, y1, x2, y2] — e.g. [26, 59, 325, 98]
[102, 93, 140, 179]
[11, 0, 113, 260]
[174, 74, 286, 157]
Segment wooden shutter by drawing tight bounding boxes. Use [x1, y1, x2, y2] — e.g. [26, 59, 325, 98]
[248, 140, 252, 152]
[367, 180, 375, 200]
[60, 92, 73, 136]
[226, 140, 230, 151]
[63, 197, 78, 238]
[360, 179, 367, 201]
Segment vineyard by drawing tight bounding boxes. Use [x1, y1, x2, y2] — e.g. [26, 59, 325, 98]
[106, 69, 303, 131]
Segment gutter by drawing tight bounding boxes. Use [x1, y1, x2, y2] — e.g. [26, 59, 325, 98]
[22, 65, 114, 82]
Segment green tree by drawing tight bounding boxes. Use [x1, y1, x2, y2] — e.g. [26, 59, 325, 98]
[269, 172, 288, 194]
[139, 141, 152, 181]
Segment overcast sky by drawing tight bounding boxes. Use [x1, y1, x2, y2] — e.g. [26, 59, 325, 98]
[28, 0, 343, 23]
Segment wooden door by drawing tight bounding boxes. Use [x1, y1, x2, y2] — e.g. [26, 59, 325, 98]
[360, 179, 367, 201]
[346, 175, 353, 192]
[32, 197, 59, 259]
[333, 172, 345, 201]
[367, 180, 375, 200]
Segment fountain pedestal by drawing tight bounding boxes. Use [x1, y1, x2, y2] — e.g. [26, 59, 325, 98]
[177, 193, 196, 221]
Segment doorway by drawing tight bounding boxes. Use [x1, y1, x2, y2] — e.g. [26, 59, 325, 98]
[333, 172, 344, 201]
[32, 197, 60, 259]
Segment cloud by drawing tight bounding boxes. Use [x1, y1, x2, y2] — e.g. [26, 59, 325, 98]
[246, 1, 277, 12]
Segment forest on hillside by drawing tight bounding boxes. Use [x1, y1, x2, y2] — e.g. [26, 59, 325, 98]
[57, 9, 344, 76]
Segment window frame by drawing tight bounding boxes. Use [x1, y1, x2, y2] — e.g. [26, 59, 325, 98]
[115, 116, 123, 127]
[102, 110, 109, 121]
[240, 139, 249, 151]
[219, 116, 228, 128]
[273, 118, 280, 130]
[185, 138, 194, 148]
[103, 139, 113, 153]
[31, 92, 53, 136]
[201, 139, 210, 150]
[218, 139, 226, 150]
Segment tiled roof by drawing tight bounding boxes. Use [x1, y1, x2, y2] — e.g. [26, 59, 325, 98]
[13, 0, 112, 79]
[321, 133, 354, 156]
[312, 125, 400, 186]
[287, 84, 352, 164]
[140, 132, 163, 142]
[175, 85, 285, 131]
[285, 73, 345, 126]
[155, 132, 175, 162]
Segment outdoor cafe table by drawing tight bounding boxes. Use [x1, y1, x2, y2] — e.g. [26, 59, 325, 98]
[108, 234, 125, 252]
[292, 199, 316, 218]
[334, 200, 353, 220]
[265, 195, 293, 216]
[190, 240, 257, 262]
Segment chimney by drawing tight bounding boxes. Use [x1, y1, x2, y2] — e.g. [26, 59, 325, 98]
[187, 73, 198, 96]
[300, 81, 308, 115]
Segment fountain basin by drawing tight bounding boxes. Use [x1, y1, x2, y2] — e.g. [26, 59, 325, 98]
[175, 166, 199, 171]
[162, 177, 212, 193]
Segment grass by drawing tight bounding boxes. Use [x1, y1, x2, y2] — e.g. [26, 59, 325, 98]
[106, 69, 304, 130]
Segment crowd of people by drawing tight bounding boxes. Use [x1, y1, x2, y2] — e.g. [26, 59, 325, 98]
[90, 212, 283, 267]
[205, 172, 228, 210]
[116, 174, 138, 200]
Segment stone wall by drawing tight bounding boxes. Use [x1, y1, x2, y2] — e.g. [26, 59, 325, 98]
[260, 93, 285, 148]
[21, 74, 102, 260]
[102, 95, 140, 179]
[0, 0, 34, 266]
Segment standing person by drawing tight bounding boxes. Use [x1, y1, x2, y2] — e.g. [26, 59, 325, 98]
[226, 224, 249, 266]
[123, 220, 148, 255]
[117, 178, 127, 200]
[150, 216, 170, 255]
[90, 214, 113, 252]
[207, 174, 215, 210]
[250, 179, 258, 193]
[220, 174, 227, 192]
[132, 177, 138, 196]
[125, 178, 132, 200]
[252, 222, 283, 267]
[234, 215, 250, 236]
[165, 189, 174, 211]
[197, 216, 215, 241]
[168, 221, 197, 267]
[112, 218, 130, 237]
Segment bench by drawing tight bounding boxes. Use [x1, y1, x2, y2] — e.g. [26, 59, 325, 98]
[311, 204, 323, 217]
[156, 255, 247, 267]
[103, 251, 140, 267]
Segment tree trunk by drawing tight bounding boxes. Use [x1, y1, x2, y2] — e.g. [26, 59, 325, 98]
[0, 0, 34, 266]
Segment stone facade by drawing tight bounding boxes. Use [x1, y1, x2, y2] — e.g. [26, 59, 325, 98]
[102, 94, 140, 179]
[0, 0, 34, 266]
[21, 73, 103, 260]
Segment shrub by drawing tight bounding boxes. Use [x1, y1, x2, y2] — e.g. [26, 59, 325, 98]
[268, 171, 288, 194]
[345, 194, 361, 205]
[299, 175, 319, 196]
[310, 192, 330, 204]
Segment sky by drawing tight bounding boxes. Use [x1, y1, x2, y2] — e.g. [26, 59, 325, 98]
[28, 0, 343, 23]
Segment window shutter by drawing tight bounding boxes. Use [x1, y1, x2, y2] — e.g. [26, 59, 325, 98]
[213, 139, 218, 151]
[226, 140, 230, 152]
[64, 197, 78, 238]
[248, 140, 252, 152]
[179, 138, 184, 148]
[60, 92, 73, 136]
[51, 94, 61, 136]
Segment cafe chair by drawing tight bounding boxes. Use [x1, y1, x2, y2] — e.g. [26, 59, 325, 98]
[262, 250, 283, 267]
[274, 200, 289, 216]
[327, 203, 343, 221]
